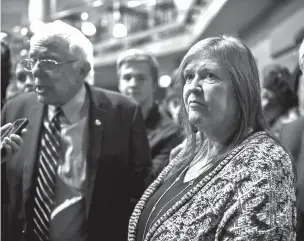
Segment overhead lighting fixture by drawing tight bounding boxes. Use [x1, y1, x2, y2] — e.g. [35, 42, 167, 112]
[113, 23, 127, 38]
[113, 11, 121, 21]
[127, 1, 142, 8]
[92, 0, 103, 7]
[81, 12, 89, 21]
[173, 0, 195, 11]
[21, 27, 29, 36]
[159, 75, 172, 88]
[20, 49, 29, 57]
[147, 0, 156, 6]
[81, 22, 97, 36]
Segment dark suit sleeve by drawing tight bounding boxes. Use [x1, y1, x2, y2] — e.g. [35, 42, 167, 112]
[1, 103, 9, 205]
[1, 103, 9, 241]
[151, 132, 181, 178]
[129, 105, 152, 201]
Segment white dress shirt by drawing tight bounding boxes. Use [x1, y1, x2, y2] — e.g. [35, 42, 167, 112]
[42, 85, 89, 241]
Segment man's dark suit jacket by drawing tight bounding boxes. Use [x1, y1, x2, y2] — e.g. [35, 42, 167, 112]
[1, 84, 152, 241]
[145, 104, 181, 178]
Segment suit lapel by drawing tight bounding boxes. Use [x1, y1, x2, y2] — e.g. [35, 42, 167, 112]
[85, 85, 107, 217]
[21, 85, 107, 217]
[23, 102, 45, 206]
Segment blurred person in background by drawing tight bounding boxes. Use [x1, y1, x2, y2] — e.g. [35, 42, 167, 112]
[280, 38, 304, 241]
[261, 64, 298, 137]
[117, 49, 182, 178]
[1, 40, 12, 109]
[162, 69, 183, 125]
[5, 48, 35, 101]
[290, 65, 304, 117]
[129, 35, 296, 241]
[15, 49, 35, 93]
[1, 21, 152, 241]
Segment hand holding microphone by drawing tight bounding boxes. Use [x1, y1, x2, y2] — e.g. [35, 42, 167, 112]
[1, 118, 29, 163]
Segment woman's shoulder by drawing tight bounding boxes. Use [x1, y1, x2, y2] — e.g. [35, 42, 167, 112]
[240, 131, 291, 162]
[229, 131, 294, 182]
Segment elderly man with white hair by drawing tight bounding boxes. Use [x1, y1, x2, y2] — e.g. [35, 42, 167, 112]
[280, 38, 304, 241]
[1, 21, 152, 241]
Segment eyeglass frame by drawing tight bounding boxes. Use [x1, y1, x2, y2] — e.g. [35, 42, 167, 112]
[20, 58, 78, 72]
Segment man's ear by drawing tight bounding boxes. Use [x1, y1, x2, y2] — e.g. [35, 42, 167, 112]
[80, 62, 90, 78]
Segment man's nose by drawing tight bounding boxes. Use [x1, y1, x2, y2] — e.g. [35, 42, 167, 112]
[31, 61, 44, 77]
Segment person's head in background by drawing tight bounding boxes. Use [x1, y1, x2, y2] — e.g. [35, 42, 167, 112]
[21, 21, 93, 106]
[117, 49, 159, 119]
[1, 40, 11, 107]
[297, 38, 304, 115]
[176, 35, 267, 159]
[15, 49, 35, 93]
[163, 68, 183, 124]
[261, 64, 298, 126]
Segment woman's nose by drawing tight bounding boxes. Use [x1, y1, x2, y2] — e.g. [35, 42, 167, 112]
[188, 76, 203, 93]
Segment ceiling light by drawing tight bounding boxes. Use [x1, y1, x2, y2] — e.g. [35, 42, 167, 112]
[147, 0, 156, 6]
[173, 0, 195, 11]
[159, 75, 172, 88]
[127, 1, 142, 8]
[92, 0, 103, 7]
[21, 27, 29, 36]
[81, 12, 89, 21]
[113, 11, 121, 21]
[113, 23, 127, 38]
[81, 22, 96, 36]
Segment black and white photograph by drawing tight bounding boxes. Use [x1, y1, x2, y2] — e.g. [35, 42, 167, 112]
[1, 0, 303, 240]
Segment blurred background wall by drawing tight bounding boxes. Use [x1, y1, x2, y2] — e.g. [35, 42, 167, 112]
[1, 0, 304, 92]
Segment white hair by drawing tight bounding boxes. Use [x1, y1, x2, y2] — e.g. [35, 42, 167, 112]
[299, 38, 304, 72]
[30, 20, 94, 84]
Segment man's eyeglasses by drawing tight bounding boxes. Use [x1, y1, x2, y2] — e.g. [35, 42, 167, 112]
[20, 59, 77, 72]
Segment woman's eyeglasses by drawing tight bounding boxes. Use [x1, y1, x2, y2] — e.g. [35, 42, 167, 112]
[20, 59, 77, 72]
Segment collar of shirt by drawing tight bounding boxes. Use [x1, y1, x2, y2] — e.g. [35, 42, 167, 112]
[48, 84, 87, 124]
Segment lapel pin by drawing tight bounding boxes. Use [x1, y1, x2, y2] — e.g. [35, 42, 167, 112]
[95, 119, 102, 126]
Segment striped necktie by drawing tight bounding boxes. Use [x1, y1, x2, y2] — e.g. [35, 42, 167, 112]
[33, 107, 62, 241]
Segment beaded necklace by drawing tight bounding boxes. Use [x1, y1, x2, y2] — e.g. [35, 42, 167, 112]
[142, 163, 197, 239]
[143, 148, 221, 239]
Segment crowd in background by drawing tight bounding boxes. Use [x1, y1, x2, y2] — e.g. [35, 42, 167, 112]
[1, 37, 304, 137]
[1, 19, 304, 241]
